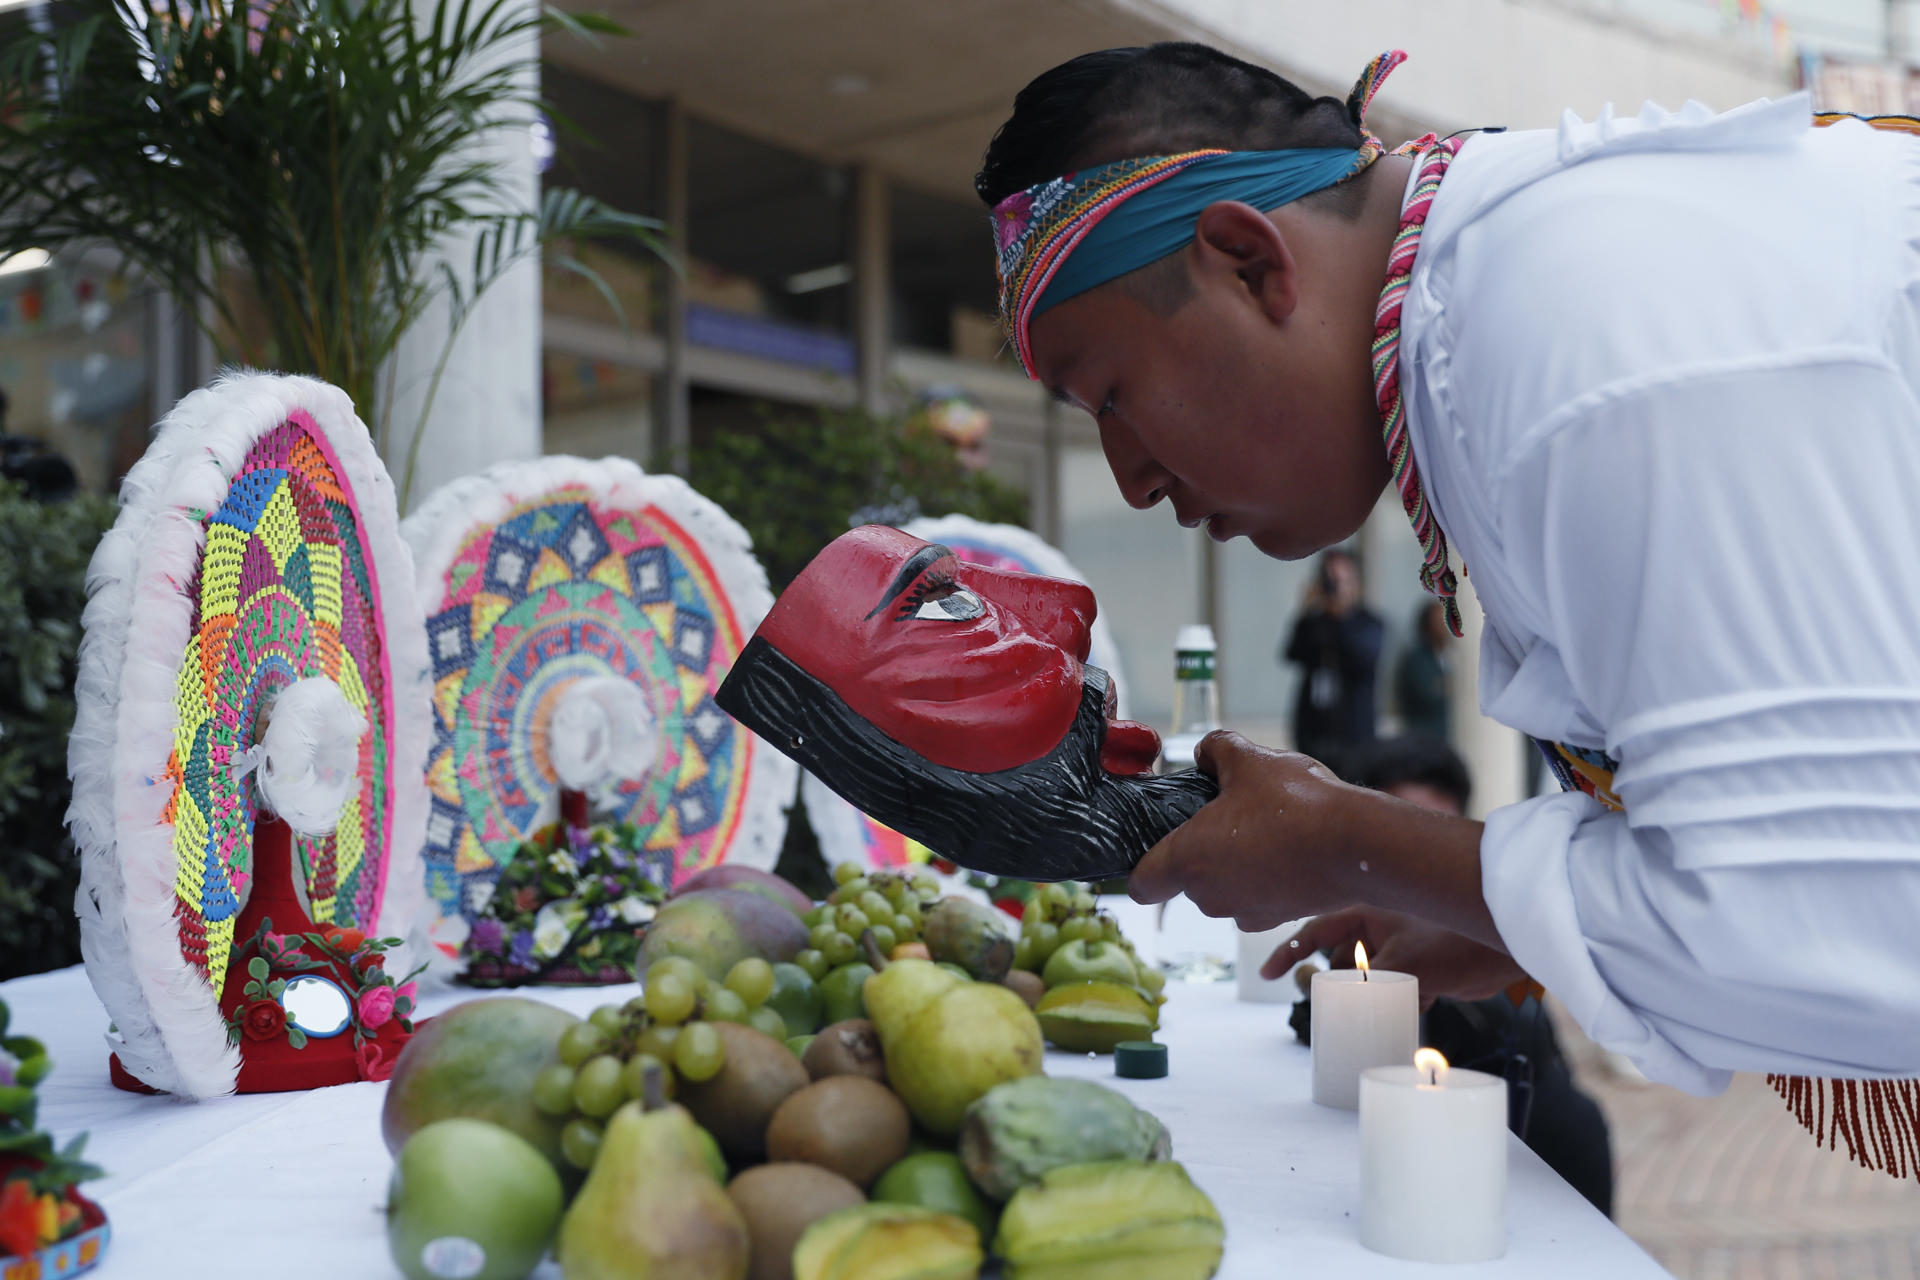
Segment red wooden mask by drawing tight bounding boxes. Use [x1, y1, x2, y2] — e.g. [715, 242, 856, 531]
[719, 526, 1215, 882]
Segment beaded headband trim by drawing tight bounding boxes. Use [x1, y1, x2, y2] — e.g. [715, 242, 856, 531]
[990, 49, 1410, 378]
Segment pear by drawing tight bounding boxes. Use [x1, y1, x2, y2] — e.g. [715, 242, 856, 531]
[863, 958, 1045, 1138]
[557, 1075, 750, 1280]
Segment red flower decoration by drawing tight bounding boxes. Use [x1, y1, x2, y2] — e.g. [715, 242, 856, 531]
[322, 926, 367, 954]
[993, 897, 1026, 920]
[355, 1037, 396, 1083]
[0, 1179, 39, 1257]
[354, 952, 386, 978]
[241, 998, 286, 1042]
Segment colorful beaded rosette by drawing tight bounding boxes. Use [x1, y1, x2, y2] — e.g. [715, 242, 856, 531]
[68, 373, 430, 1100]
[402, 456, 792, 962]
[803, 515, 1129, 869]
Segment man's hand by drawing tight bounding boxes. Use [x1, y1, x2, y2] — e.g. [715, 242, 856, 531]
[1128, 732, 1506, 950]
[1127, 733, 1353, 931]
[1265, 907, 1526, 1009]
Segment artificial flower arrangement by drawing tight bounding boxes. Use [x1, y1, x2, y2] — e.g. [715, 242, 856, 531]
[221, 921, 425, 1085]
[0, 998, 110, 1277]
[462, 820, 668, 986]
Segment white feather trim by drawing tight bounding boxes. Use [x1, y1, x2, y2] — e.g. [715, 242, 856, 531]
[256, 677, 367, 836]
[66, 371, 431, 1098]
[401, 454, 796, 884]
[549, 676, 659, 793]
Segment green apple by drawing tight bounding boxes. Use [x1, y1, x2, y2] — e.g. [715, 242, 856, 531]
[1041, 939, 1139, 989]
[387, 1118, 563, 1280]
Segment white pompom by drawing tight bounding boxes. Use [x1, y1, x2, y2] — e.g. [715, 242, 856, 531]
[257, 678, 367, 835]
[549, 676, 658, 792]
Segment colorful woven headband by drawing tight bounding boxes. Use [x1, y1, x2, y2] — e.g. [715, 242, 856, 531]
[991, 49, 1410, 378]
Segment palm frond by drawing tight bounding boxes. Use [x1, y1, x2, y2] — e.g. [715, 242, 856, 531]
[0, 0, 659, 467]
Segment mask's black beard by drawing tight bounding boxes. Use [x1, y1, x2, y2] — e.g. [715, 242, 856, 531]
[717, 636, 1218, 882]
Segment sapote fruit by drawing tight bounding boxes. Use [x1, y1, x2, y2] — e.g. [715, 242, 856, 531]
[383, 997, 580, 1173]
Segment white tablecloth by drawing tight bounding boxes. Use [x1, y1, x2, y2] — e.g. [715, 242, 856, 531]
[0, 966, 1670, 1279]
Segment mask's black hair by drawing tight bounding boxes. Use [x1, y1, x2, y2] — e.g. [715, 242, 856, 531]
[976, 42, 1367, 209]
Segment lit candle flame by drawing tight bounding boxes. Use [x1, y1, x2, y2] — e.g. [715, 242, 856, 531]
[1355, 940, 1369, 981]
[1414, 1047, 1448, 1086]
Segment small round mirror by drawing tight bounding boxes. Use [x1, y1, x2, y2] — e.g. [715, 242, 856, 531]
[280, 974, 352, 1038]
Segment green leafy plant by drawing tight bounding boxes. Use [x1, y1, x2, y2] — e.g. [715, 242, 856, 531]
[686, 402, 1029, 594]
[0, 0, 661, 502]
[0, 481, 114, 982]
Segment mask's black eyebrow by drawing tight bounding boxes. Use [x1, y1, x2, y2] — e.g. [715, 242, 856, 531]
[866, 543, 951, 619]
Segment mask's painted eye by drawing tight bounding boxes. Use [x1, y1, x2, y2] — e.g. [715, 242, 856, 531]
[913, 586, 984, 621]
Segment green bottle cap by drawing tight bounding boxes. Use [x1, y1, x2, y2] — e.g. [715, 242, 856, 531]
[1114, 1040, 1168, 1079]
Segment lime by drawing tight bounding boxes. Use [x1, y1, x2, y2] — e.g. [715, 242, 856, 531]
[870, 1151, 996, 1242]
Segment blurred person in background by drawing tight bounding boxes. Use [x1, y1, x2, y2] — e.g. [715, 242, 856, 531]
[1393, 599, 1452, 741]
[1323, 735, 1613, 1215]
[979, 40, 1920, 1162]
[0, 386, 77, 502]
[1282, 547, 1382, 761]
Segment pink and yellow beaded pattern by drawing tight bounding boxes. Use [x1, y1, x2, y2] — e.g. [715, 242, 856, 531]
[159, 413, 397, 992]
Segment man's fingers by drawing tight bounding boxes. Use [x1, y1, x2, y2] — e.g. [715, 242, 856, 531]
[1128, 826, 1190, 904]
[1191, 730, 1252, 783]
[1261, 909, 1369, 978]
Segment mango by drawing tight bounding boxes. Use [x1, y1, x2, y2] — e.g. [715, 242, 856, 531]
[675, 864, 814, 916]
[793, 1204, 982, 1280]
[1032, 982, 1156, 1054]
[922, 898, 1014, 983]
[636, 888, 809, 982]
[994, 1161, 1223, 1280]
[958, 1078, 1170, 1201]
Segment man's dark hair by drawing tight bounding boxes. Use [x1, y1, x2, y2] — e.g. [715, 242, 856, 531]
[1339, 734, 1471, 813]
[977, 43, 1372, 314]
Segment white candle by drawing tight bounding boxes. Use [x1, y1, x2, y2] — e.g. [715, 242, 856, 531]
[1359, 1050, 1507, 1263]
[1234, 918, 1308, 1003]
[1309, 943, 1417, 1109]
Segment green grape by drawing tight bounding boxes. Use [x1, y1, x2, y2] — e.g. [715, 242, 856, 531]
[842, 876, 872, 898]
[675, 1022, 726, 1082]
[1056, 917, 1093, 944]
[704, 988, 749, 1024]
[725, 958, 776, 1007]
[557, 1022, 610, 1068]
[587, 1004, 625, 1037]
[620, 1052, 675, 1102]
[809, 922, 841, 952]
[1072, 890, 1097, 914]
[867, 924, 898, 956]
[1039, 882, 1072, 913]
[622, 996, 650, 1018]
[560, 1117, 604, 1170]
[822, 931, 858, 968]
[834, 904, 870, 936]
[891, 912, 918, 942]
[531, 1063, 577, 1117]
[746, 1006, 788, 1040]
[1100, 916, 1121, 943]
[635, 1024, 681, 1063]
[911, 870, 940, 897]
[573, 1055, 627, 1119]
[1021, 913, 1042, 939]
[827, 885, 854, 906]
[857, 890, 893, 922]
[1012, 936, 1036, 972]
[644, 973, 697, 1025]
[832, 860, 864, 887]
[795, 948, 831, 982]
[882, 879, 911, 909]
[1029, 922, 1060, 961]
[897, 898, 923, 927]
[802, 905, 831, 929]
[645, 956, 705, 992]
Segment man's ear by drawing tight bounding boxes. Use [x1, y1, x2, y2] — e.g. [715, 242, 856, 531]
[1192, 200, 1298, 324]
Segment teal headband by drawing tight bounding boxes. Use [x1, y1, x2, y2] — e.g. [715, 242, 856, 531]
[1030, 145, 1372, 322]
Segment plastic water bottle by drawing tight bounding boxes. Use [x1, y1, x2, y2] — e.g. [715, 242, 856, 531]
[1160, 624, 1220, 773]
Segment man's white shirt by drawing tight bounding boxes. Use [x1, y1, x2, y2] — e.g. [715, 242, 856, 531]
[1400, 95, 1920, 1092]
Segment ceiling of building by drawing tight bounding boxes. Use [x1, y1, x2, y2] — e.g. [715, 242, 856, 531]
[548, 0, 1240, 203]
